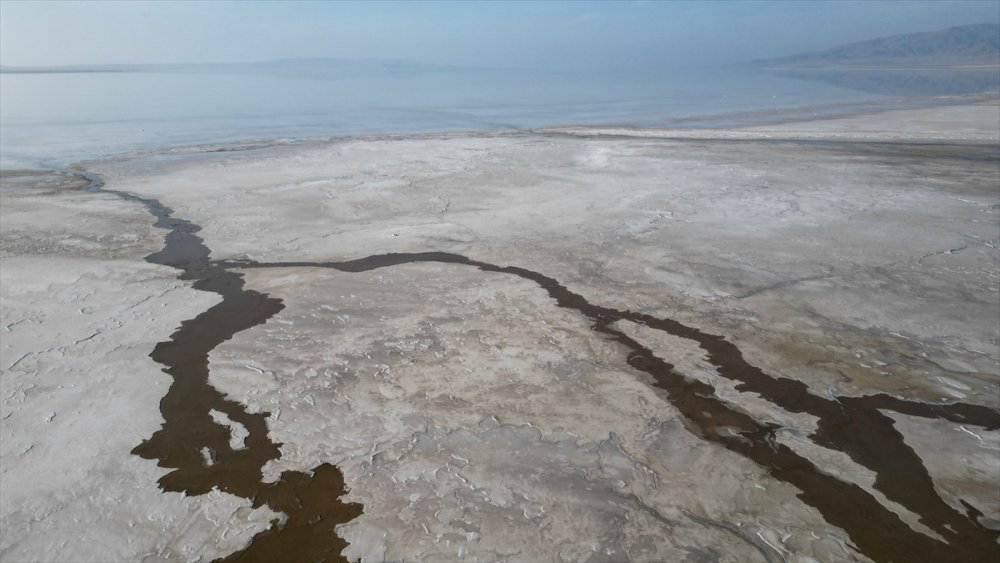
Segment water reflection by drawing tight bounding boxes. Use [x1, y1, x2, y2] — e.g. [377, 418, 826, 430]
[764, 68, 999, 97]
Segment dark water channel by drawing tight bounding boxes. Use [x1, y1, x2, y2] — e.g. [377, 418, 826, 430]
[78, 168, 999, 563]
[79, 174, 362, 562]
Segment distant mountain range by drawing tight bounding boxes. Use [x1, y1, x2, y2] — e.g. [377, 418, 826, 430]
[750, 23, 1000, 68]
[0, 58, 471, 78]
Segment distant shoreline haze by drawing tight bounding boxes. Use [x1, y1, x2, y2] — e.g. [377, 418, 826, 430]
[1, 23, 997, 171]
[3, 23, 999, 76]
[748, 23, 1000, 68]
[0, 59, 476, 78]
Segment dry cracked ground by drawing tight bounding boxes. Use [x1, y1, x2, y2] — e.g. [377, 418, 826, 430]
[1, 102, 998, 563]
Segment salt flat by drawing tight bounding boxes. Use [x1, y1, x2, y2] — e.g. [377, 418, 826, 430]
[1, 102, 998, 562]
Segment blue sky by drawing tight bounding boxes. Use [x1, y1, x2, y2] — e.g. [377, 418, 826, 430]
[1, 1, 998, 69]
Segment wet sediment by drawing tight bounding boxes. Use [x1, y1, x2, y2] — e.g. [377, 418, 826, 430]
[79, 171, 999, 562]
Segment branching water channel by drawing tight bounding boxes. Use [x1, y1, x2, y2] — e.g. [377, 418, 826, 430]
[78, 167, 999, 563]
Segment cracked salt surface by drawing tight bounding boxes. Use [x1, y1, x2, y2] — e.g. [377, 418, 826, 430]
[113, 121, 1000, 561]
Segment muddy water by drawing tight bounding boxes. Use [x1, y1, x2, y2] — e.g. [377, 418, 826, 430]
[80, 172, 999, 562]
[79, 174, 363, 563]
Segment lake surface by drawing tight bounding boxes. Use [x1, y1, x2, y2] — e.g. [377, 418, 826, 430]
[0, 66, 994, 168]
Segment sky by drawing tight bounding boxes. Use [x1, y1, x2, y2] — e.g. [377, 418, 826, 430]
[1, 0, 998, 70]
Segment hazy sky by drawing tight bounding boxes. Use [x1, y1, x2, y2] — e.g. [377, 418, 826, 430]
[1, 0, 998, 69]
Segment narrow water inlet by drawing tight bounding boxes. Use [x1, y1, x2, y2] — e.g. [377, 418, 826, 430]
[75, 167, 999, 563]
[78, 172, 364, 563]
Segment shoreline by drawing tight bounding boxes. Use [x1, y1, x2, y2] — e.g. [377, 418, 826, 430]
[3, 93, 997, 176]
[92, 94, 1000, 163]
[543, 97, 1000, 143]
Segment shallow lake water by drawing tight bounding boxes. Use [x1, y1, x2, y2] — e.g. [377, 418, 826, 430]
[1, 65, 996, 168]
[0, 67, 877, 168]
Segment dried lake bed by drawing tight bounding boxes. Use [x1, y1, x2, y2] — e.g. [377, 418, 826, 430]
[1, 101, 999, 562]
